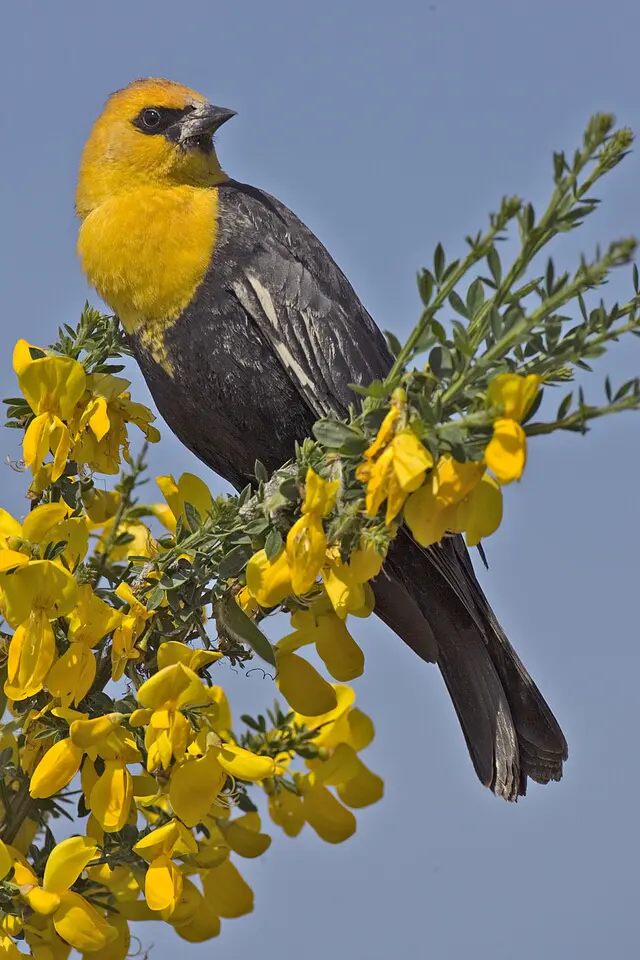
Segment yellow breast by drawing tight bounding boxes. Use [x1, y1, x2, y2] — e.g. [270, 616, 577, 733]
[77, 185, 218, 368]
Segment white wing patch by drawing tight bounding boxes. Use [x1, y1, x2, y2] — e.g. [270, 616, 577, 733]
[233, 276, 329, 413]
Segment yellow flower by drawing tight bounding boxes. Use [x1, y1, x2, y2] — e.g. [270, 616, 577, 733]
[47, 585, 120, 708]
[246, 548, 292, 608]
[404, 455, 484, 547]
[281, 596, 365, 682]
[1, 560, 78, 700]
[297, 776, 356, 843]
[219, 812, 271, 859]
[71, 373, 159, 475]
[133, 819, 198, 916]
[357, 430, 433, 523]
[485, 418, 527, 484]
[137, 663, 208, 772]
[485, 373, 541, 484]
[487, 373, 541, 421]
[110, 581, 154, 681]
[156, 472, 213, 533]
[454, 473, 503, 546]
[16, 346, 87, 481]
[322, 553, 375, 620]
[12, 835, 117, 953]
[286, 469, 340, 595]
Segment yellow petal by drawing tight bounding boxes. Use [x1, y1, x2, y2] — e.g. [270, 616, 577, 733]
[391, 430, 433, 492]
[13, 338, 37, 374]
[169, 751, 226, 827]
[485, 418, 527, 484]
[88, 397, 110, 441]
[286, 514, 326, 595]
[43, 836, 98, 893]
[268, 789, 305, 837]
[22, 887, 61, 915]
[53, 891, 116, 952]
[337, 761, 385, 808]
[294, 683, 355, 733]
[461, 473, 504, 547]
[90, 761, 133, 833]
[0, 550, 29, 573]
[487, 373, 541, 421]
[348, 543, 385, 582]
[300, 782, 356, 843]
[276, 652, 337, 716]
[22, 503, 68, 543]
[6, 613, 56, 700]
[177, 473, 213, 523]
[46, 643, 96, 708]
[302, 468, 339, 516]
[201, 860, 253, 918]
[245, 548, 292, 608]
[144, 855, 183, 913]
[67, 585, 121, 646]
[173, 909, 221, 943]
[81, 913, 129, 960]
[137, 663, 207, 710]
[204, 686, 233, 734]
[0, 841, 11, 880]
[403, 483, 453, 547]
[19, 356, 86, 420]
[23, 414, 52, 473]
[322, 560, 365, 620]
[42, 518, 89, 568]
[309, 743, 361, 788]
[0, 560, 78, 626]
[319, 706, 375, 752]
[220, 814, 271, 859]
[315, 616, 364, 682]
[216, 743, 276, 782]
[29, 738, 84, 799]
[161, 876, 202, 924]
[70, 714, 123, 750]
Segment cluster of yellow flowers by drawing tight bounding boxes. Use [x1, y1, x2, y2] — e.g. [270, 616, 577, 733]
[0, 338, 385, 956]
[0, 334, 540, 956]
[357, 375, 540, 547]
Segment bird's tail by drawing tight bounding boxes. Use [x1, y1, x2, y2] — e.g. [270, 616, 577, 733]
[374, 530, 567, 801]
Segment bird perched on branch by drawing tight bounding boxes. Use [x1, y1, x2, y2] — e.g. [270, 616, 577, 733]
[76, 78, 567, 800]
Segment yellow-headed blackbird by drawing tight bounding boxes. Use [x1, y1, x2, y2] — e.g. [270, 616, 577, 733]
[76, 78, 567, 800]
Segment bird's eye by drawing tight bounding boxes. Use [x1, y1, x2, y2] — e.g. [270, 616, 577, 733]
[140, 108, 162, 130]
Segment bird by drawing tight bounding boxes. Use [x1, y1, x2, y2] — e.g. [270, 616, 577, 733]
[76, 78, 568, 800]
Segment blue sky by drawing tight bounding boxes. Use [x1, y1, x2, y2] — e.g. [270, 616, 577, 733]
[2, 0, 639, 956]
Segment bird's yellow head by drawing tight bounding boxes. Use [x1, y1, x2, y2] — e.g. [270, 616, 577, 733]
[76, 78, 235, 217]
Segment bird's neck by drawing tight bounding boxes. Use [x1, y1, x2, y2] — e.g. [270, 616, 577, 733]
[77, 184, 219, 368]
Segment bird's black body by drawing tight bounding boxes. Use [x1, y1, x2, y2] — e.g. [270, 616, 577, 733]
[133, 179, 568, 799]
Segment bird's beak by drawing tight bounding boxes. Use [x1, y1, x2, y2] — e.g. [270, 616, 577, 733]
[179, 103, 237, 144]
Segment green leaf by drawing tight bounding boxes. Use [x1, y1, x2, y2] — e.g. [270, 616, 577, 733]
[43, 540, 68, 561]
[384, 330, 402, 357]
[254, 460, 269, 483]
[183, 501, 202, 533]
[428, 345, 454, 380]
[215, 596, 276, 667]
[433, 243, 445, 283]
[218, 543, 254, 579]
[466, 278, 485, 318]
[487, 246, 502, 285]
[145, 586, 165, 611]
[448, 291, 469, 318]
[265, 528, 284, 560]
[418, 270, 434, 306]
[348, 379, 390, 399]
[313, 420, 367, 455]
[557, 392, 573, 420]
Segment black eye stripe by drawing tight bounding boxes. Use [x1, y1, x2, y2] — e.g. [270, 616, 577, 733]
[132, 106, 192, 135]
